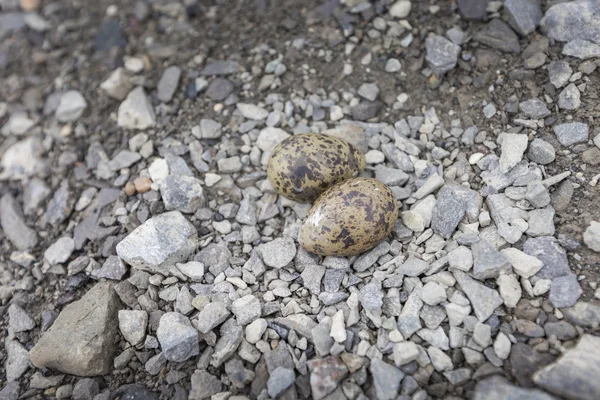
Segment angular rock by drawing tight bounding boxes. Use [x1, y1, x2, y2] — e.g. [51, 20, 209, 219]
[301, 264, 325, 295]
[56, 90, 87, 122]
[308, 356, 348, 400]
[117, 87, 156, 130]
[196, 302, 230, 334]
[457, 0, 489, 20]
[29, 282, 121, 376]
[472, 240, 511, 280]
[500, 134, 528, 173]
[519, 99, 550, 119]
[267, 367, 296, 398]
[189, 370, 223, 399]
[454, 271, 503, 322]
[534, 335, 600, 400]
[553, 122, 589, 146]
[563, 39, 600, 59]
[231, 295, 261, 326]
[431, 184, 480, 238]
[500, 248, 543, 278]
[558, 83, 581, 110]
[370, 359, 405, 400]
[157, 312, 199, 362]
[584, 221, 600, 252]
[200, 60, 240, 76]
[540, 0, 600, 44]
[257, 238, 296, 269]
[237, 103, 268, 120]
[211, 318, 243, 367]
[474, 19, 521, 53]
[100, 67, 132, 100]
[160, 175, 205, 214]
[504, 0, 542, 36]
[118, 310, 148, 346]
[0, 194, 37, 250]
[157, 65, 181, 103]
[526, 207, 555, 237]
[5, 338, 29, 381]
[9, 304, 35, 332]
[549, 274, 582, 308]
[116, 211, 198, 274]
[425, 35, 461, 76]
[548, 60, 572, 88]
[474, 376, 556, 400]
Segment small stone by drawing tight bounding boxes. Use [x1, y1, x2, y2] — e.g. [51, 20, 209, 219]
[116, 211, 198, 274]
[454, 271, 503, 322]
[91, 255, 127, 280]
[548, 60, 572, 89]
[500, 133, 528, 173]
[156, 312, 199, 362]
[389, 0, 412, 18]
[475, 376, 554, 400]
[118, 87, 156, 130]
[393, 341, 419, 366]
[44, 236, 75, 265]
[245, 318, 267, 344]
[385, 58, 402, 72]
[448, 246, 473, 271]
[549, 274, 582, 308]
[528, 138, 555, 164]
[351, 101, 381, 121]
[483, 103, 496, 119]
[118, 310, 148, 345]
[524, 52, 547, 69]
[175, 261, 204, 281]
[421, 282, 447, 306]
[237, 103, 268, 120]
[558, 83, 581, 110]
[527, 208, 556, 237]
[358, 83, 379, 101]
[200, 60, 239, 76]
[231, 295, 261, 326]
[308, 356, 349, 400]
[519, 99, 550, 119]
[196, 302, 231, 334]
[301, 264, 325, 295]
[206, 78, 234, 101]
[257, 238, 296, 269]
[267, 367, 295, 398]
[5, 338, 29, 381]
[504, 0, 542, 36]
[72, 379, 99, 400]
[497, 274, 521, 308]
[472, 240, 511, 280]
[457, 0, 489, 20]
[100, 67, 132, 100]
[56, 91, 87, 122]
[157, 66, 181, 103]
[160, 175, 205, 214]
[474, 19, 520, 54]
[554, 122, 589, 147]
[370, 359, 405, 400]
[425, 35, 461, 76]
[0, 194, 38, 250]
[427, 346, 453, 372]
[584, 221, 600, 252]
[500, 248, 543, 278]
[8, 304, 35, 332]
[582, 147, 600, 165]
[563, 39, 600, 59]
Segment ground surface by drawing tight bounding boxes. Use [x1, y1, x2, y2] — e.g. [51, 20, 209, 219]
[2, 0, 600, 399]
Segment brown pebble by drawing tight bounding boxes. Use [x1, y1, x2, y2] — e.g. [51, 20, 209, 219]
[21, 0, 40, 11]
[124, 182, 136, 196]
[134, 176, 152, 193]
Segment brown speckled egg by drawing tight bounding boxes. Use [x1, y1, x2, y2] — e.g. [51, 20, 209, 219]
[267, 133, 366, 203]
[299, 177, 399, 256]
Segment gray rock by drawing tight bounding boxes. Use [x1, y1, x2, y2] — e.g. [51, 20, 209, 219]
[44, 236, 75, 265]
[308, 356, 348, 400]
[564, 301, 600, 329]
[0, 381, 19, 400]
[29, 282, 121, 376]
[195, 243, 232, 276]
[528, 138, 555, 164]
[100, 67, 132, 100]
[375, 165, 409, 186]
[584, 221, 600, 252]
[457, 0, 489, 20]
[267, 367, 295, 398]
[552, 179, 574, 211]
[353, 241, 390, 272]
[544, 321, 577, 340]
[195, 119, 222, 139]
[117, 87, 156, 130]
[231, 295, 261, 326]
[351, 101, 382, 121]
[500, 133, 528, 173]
[472, 240, 511, 280]
[92, 255, 127, 280]
[211, 317, 243, 367]
[526, 207, 556, 237]
[56, 91, 87, 122]
[160, 175, 205, 214]
[558, 83, 581, 110]
[235, 196, 258, 225]
[563, 39, 600, 59]
[359, 279, 383, 312]
[23, 177, 51, 215]
[156, 312, 199, 362]
[474, 376, 556, 400]
[200, 60, 240, 76]
[519, 99, 550, 119]
[312, 320, 334, 356]
[0, 136, 46, 181]
[474, 19, 521, 53]
[157, 66, 181, 103]
[116, 211, 198, 274]
[301, 264, 325, 295]
[72, 379, 99, 400]
[118, 310, 148, 345]
[257, 238, 296, 268]
[398, 256, 429, 277]
[534, 335, 600, 400]
[358, 83, 379, 101]
[8, 304, 35, 332]
[370, 359, 405, 400]
[206, 78, 234, 101]
[540, 0, 600, 44]
[431, 184, 480, 238]
[189, 370, 223, 400]
[504, 0, 542, 36]
[0, 194, 37, 250]
[397, 288, 423, 337]
[417, 327, 450, 350]
[526, 181, 551, 208]
[43, 179, 74, 226]
[5, 338, 29, 381]
[196, 302, 230, 333]
[548, 60, 573, 88]
[454, 270, 503, 322]
[554, 122, 589, 146]
[549, 274, 582, 308]
[523, 236, 571, 279]
[425, 35, 461, 76]
[237, 103, 268, 120]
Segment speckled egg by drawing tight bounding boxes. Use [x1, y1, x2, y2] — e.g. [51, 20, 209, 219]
[267, 133, 366, 203]
[299, 177, 399, 256]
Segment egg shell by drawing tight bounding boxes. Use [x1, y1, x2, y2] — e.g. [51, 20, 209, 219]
[267, 133, 366, 203]
[299, 177, 399, 256]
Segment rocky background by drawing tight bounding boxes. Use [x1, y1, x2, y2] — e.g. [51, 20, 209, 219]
[1, 0, 600, 399]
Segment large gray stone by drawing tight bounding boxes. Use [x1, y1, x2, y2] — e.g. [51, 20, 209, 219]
[534, 335, 600, 400]
[504, 0, 542, 36]
[523, 236, 571, 279]
[541, 0, 600, 44]
[157, 312, 199, 362]
[370, 359, 405, 400]
[554, 122, 589, 146]
[474, 376, 556, 400]
[29, 282, 121, 376]
[116, 211, 198, 274]
[563, 39, 600, 59]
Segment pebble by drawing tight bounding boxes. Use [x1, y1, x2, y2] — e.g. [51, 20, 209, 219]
[118, 310, 148, 345]
[549, 274, 582, 308]
[385, 58, 402, 72]
[237, 103, 268, 120]
[500, 133, 528, 173]
[558, 83, 581, 110]
[100, 68, 132, 100]
[157, 65, 181, 103]
[528, 138, 555, 164]
[389, 0, 412, 18]
[425, 35, 461, 76]
[519, 99, 550, 119]
[44, 236, 75, 265]
[358, 83, 379, 101]
[156, 312, 199, 362]
[0, 194, 38, 250]
[118, 87, 156, 130]
[257, 238, 296, 268]
[160, 175, 205, 213]
[56, 91, 87, 122]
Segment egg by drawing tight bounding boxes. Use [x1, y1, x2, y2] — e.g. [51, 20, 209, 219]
[299, 177, 399, 256]
[267, 133, 366, 203]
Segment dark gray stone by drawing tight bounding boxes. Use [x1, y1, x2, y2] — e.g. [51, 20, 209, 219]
[523, 236, 571, 279]
[206, 78, 234, 101]
[472, 240, 511, 280]
[504, 0, 542, 36]
[457, 0, 489, 20]
[474, 19, 521, 53]
[200, 60, 240, 76]
[549, 274, 582, 308]
[351, 101, 381, 121]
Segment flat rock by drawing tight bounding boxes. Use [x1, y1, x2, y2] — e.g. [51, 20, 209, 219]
[200, 60, 240, 76]
[524, 236, 570, 279]
[9, 304, 35, 332]
[189, 370, 223, 399]
[474, 19, 521, 54]
[370, 359, 404, 400]
[117, 87, 156, 130]
[157, 65, 181, 103]
[500, 133, 528, 173]
[257, 238, 296, 268]
[563, 38, 600, 59]
[237, 103, 268, 120]
[454, 270, 503, 322]
[554, 122, 589, 146]
[0, 136, 46, 181]
[563, 301, 600, 329]
[519, 99, 550, 119]
[534, 335, 600, 400]
[116, 211, 198, 274]
[474, 376, 556, 400]
[0, 194, 37, 250]
[528, 138, 555, 164]
[29, 282, 121, 376]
